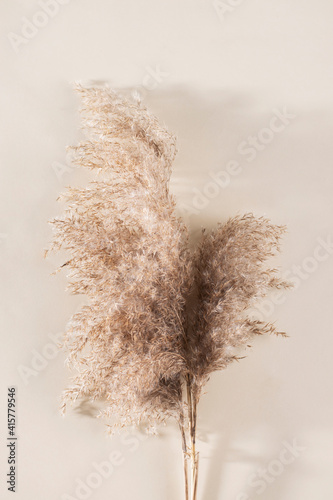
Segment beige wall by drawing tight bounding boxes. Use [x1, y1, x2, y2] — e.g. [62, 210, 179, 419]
[1, 1, 333, 499]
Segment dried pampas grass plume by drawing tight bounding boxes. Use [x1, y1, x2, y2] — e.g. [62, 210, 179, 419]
[49, 85, 291, 500]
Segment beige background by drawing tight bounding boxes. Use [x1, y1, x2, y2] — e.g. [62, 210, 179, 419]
[1, 1, 333, 499]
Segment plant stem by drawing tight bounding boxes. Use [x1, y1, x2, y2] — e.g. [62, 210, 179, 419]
[179, 420, 189, 500]
[186, 375, 199, 500]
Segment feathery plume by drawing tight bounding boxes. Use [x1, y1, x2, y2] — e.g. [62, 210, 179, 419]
[49, 86, 290, 499]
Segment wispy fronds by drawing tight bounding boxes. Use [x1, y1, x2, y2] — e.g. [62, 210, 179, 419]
[50, 85, 192, 430]
[187, 214, 290, 399]
[49, 86, 290, 499]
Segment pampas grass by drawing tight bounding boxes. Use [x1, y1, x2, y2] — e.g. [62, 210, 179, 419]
[49, 85, 290, 500]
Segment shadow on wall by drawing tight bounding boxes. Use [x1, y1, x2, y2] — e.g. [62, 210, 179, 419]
[146, 87, 265, 239]
[195, 358, 309, 500]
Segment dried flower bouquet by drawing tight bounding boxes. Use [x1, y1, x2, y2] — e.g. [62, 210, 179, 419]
[49, 85, 290, 500]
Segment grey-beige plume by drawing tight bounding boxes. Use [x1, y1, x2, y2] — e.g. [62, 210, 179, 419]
[48, 85, 291, 500]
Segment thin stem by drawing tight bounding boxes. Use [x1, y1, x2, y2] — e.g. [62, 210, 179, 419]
[193, 456, 199, 500]
[186, 375, 199, 500]
[179, 420, 189, 500]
